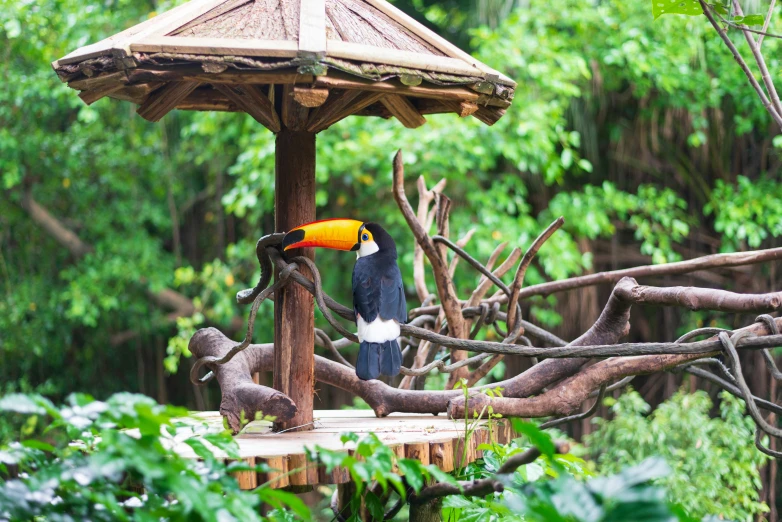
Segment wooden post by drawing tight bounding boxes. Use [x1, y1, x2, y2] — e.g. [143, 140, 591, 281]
[274, 129, 316, 432]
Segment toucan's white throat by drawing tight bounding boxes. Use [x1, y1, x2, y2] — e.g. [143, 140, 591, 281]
[357, 315, 400, 343]
[356, 240, 379, 259]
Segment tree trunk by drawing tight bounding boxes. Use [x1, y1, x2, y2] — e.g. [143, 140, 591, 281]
[273, 129, 316, 431]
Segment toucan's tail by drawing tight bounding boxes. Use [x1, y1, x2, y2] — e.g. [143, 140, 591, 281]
[356, 339, 402, 381]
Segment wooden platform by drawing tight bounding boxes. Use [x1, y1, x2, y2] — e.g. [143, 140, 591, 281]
[176, 410, 513, 489]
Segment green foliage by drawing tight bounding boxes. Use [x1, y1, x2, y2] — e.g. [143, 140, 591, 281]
[0, 392, 309, 521]
[310, 432, 459, 521]
[705, 175, 782, 251]
[587, 389, 769, 521]
[442, 419, 693, 522]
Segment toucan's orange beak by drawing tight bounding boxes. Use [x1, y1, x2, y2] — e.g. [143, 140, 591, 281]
[282, 218, 364, 252]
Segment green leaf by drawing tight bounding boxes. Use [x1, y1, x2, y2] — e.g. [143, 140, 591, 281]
[397, 459, 425, 492]
[736, 14, 765, 25]
[257, 488, 311, 520]
[510, 419, 556, 458]
[20, 440, 56, 452]
[340, 432, 359, 445]
[651, 0, 703, 19]
[426, 465, 460, 487]
[365, 491, 384, 521]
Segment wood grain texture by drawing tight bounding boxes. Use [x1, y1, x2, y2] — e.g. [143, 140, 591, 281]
[327, 40, 483, 77]
[136, 81, 199, 121]
[232, 457, 259, 489]
[326, 0, 442, 55]
[405, 442, 430, 465]
[315, 74, 480, 101]
[299, 0, 326, 56]
[307, 90, 385, 132]
[130, 36, 299, 57]
[429, 440, 454, 472]
[126, 67, 311, 85]
[472, 105, 506, 126]
[293, 86, 329, 107]
[380, 94, 426, 128]
[213, 83, 281, 131]
[282, 84, 310, 130]
[173, 0, 300, 40]
[273, 129, 317, 432]
[259, 456, 289, 488]
[78, 83, 124, 105]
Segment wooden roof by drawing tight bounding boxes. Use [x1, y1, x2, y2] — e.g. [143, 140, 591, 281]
[53, 0, 515, 131]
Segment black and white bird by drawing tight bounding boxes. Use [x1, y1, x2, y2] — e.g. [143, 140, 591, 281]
[282, 219, 407, 381]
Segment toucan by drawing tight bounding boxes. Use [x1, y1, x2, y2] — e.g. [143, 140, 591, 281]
[282, 219, 407, 381]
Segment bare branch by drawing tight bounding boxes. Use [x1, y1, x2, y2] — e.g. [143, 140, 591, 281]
[506, 217, 564, 333]
[698, 0, 782, 129]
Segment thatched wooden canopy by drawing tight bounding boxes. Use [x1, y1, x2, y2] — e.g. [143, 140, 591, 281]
[53, 0, 516, 433]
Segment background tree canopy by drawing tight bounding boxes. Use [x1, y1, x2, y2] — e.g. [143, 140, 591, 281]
[1, 0, 781, 518]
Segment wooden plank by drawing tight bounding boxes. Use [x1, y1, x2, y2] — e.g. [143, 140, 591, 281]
[68, 71, 127, 91]
[314, 73, 480, 101]
[390, 444, 405, 473]
[136, 81, 200, 121]
[171, 0, 252, 36]
[53, 0, 228, 66]
[307, 90, 385, 132]
[108, 82, 165, 104]
[288, 453, 319, 486]
[213, 84, 281, 131]
[274, 129, 317, 433]
[442, 100, 479, 117]
[259, 456, 289, 488]
[361, 0, 516, 87]
[293, 86, 329, 107]
[232, 457, 258, 489]
[404, 442, 430, 465]
[130, 36, 299, 57]
[298, 0, 327, 58]
[78, 83, 124, 105]
[127, 67, 312, 85]
[472, 105, 506, 127]
[453, 434, 474, 468]
[429, 439, 454, 472]
[380, 94, 426, 128]
[282, 84, 310, 131]
[327, 40, 483, 77]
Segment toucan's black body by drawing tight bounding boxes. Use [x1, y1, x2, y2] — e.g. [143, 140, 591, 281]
[351, 224, 407, 380]
[282, 219, 407, 381]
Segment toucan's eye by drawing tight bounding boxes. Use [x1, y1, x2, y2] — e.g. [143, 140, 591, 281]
[361, 233, 369, 242]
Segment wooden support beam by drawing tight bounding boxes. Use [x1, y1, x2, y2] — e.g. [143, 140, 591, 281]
[136, 81, 199, 122]
[213, 84, 281, 132]
[68, 71, 127, 91]
[108, 82, 164, 104]
[274, 129, 316, 433]
[472, 105, 506, 126]
[176, 87, 237, 111]
[380, 94, 426, 128]
[126, 67, 312, 86]
[445, 100, 479, 117]
[293, 86, 329, 107]
[315, 74, 480, 102]
[78, 83, 124, 105]
[307, 90, 385, 132]
[281, 84, 310, 131]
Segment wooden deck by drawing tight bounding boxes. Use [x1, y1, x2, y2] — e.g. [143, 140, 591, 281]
[177, 410, 513, 489]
